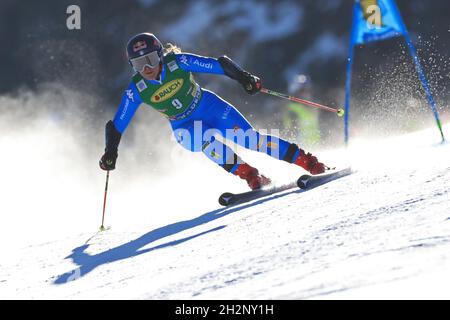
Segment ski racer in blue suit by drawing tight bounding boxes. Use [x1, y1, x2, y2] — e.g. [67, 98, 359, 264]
[100, 33, 328, 190]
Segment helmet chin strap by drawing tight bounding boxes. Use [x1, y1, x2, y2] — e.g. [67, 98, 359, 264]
[154, 63, 163, 81]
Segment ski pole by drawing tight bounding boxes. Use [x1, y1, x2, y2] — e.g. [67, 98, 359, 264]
[100, 170, 110, 231]
[260, 87, 345, 117]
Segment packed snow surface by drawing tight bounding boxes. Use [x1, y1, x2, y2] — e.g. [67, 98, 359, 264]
[1, 124, 450, 299]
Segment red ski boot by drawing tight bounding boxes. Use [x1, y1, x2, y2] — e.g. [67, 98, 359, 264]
[234, 163, 272, 190]
[294, 150, 326, 175]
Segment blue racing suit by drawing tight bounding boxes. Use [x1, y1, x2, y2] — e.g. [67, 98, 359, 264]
[111, 53, 302, 174]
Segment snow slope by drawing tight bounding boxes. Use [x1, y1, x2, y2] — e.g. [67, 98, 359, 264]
[1, 124, 450, 299]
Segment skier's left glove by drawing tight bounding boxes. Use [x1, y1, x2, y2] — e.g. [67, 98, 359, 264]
[218, 56, 262, 95]
[239, 72, 262, 95]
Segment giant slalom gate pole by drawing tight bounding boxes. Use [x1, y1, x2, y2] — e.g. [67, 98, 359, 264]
[100, 170, 110, 231]
[260, 88, 345, 117]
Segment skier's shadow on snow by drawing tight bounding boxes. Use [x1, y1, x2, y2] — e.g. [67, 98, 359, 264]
[53, 188, 302, 284]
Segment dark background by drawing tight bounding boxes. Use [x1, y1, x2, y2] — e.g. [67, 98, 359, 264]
[1, 0, 449, 145]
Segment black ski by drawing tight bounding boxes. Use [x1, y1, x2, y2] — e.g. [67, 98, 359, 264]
[219, 181, 298, 207]
[297, 166, 352, 190]
[218, 167, 352, 207]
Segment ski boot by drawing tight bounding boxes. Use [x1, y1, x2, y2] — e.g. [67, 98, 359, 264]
[234, 163, 272, 190]
[293, 150, 327, 175]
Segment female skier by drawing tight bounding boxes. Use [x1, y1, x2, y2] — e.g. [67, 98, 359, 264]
[100, 33, 328, 190]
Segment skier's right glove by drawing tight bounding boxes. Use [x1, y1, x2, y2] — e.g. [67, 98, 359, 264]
[100, 120, 122, 171]
[99, 149, 118, 171]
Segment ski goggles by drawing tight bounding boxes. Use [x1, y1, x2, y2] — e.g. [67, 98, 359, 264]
[129, 51, 161, 73]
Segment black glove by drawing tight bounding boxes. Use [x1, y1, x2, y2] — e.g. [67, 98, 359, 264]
[218, 56, 262, 95]
[239, 72, 262, 95]
[100, 120, 122, 171]
[99, 149, 118, 171]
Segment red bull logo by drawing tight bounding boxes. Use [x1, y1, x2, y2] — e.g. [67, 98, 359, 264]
[133, 40, 147, 52]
